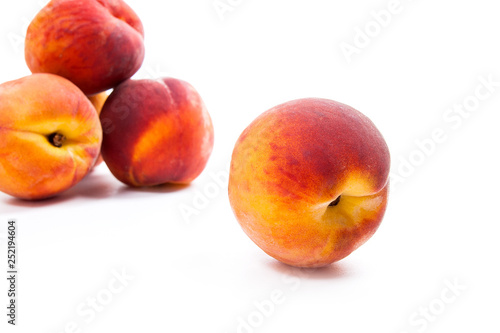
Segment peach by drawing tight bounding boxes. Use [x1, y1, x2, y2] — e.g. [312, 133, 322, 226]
[228, 98, 390, 268]
[88, 91, 109, 169]
[88, 92, 109, 115]
[99, 77, 214, 186]
[25, 0, 145, 95]
[0, 73, 102, 200]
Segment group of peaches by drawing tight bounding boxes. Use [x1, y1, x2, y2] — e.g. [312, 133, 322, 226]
[0, 0, 391, 268]
[0, 0, 214, 200]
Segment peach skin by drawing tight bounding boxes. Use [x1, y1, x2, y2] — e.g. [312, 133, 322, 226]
[228, 98, 390, 268]
[88, 92, 109, 115]
[0, 73, 102, 200]
[99, 77, 214, 186]
[88, 91, 109, 169]
[25, 0, 145, 95]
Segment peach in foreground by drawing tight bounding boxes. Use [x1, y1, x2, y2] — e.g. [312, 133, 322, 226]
[228, 98, 390, 268]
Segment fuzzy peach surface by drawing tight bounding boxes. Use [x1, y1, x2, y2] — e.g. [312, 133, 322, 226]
[25, 0, 145, 95]
[87, 91, 109, 169]
[99, 78, 214, 187]
[229, 98, 390, 267]
[0, 73, 102, 200]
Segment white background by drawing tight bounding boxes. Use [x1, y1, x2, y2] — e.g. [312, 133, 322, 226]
[1, 0, 499, 332]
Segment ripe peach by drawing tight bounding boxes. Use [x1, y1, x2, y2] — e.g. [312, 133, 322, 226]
[25, 0, 145, 95]
[228, 98, 390, 268]
[88, 92, 109, 115]
[99, 77, 214, 186]
[88, 92, 109, 169]
[0, 73, 102, 200]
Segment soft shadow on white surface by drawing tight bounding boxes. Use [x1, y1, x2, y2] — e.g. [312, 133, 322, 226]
[0, 166, 190, 213]
[117, 182, 190, 195]
[266, 259, 353, 280]
[1, 171, 116, 209]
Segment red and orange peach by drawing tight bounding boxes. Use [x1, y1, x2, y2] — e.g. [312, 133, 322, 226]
[25, 0, 145, 95]
[99, 77, 214, 186]
[0, 73, 102, 200]
[228, 98, 390, 267]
